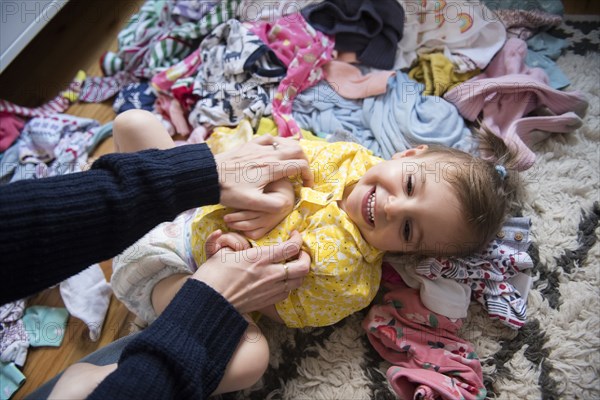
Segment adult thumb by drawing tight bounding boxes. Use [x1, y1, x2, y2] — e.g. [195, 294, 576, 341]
[250, 192, 287, 213]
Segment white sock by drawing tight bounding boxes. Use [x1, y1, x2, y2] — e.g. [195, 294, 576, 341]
[60, 264, 112, 341]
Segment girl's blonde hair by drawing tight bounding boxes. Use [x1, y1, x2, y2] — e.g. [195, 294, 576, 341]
[417, 125, 522, 256]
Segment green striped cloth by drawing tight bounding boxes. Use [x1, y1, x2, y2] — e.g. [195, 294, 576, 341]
[102, 0, 243, 78]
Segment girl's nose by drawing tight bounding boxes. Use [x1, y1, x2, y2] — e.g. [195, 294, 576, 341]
[384, 196, 400, 220]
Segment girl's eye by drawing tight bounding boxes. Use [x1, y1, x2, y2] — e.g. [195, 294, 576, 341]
[407, 175, 414, 196]
[403, 221, 411, 241]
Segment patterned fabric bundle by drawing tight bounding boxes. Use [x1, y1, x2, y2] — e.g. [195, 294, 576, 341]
[188, 19, 286, 128]
[416, 225, 534, 329]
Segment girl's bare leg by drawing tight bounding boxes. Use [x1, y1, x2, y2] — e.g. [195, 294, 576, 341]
[213, 317, 270, 395]
[50, 322, 269, 397]
[113, 110, 270, 395]
[48, 363, 117, 399]
[152, 278, 270, 394]
[113, 109, 175, 153]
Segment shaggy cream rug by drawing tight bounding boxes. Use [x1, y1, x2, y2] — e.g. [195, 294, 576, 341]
[224, 17, 600, 400]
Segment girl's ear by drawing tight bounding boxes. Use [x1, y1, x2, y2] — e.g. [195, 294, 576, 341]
[392, 145, 429, 159]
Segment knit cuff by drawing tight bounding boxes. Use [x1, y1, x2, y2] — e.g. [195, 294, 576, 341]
[144, 279, 248, 397]
[92, 143, 221, 214]
[151, 144, 220, 211]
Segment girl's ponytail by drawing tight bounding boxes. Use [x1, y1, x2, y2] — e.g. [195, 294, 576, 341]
[474, 122, 524, 215]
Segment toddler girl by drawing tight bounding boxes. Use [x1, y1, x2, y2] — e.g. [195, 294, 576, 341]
[110, 109, 519, 395]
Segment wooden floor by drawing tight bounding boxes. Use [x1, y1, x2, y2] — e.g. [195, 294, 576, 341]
[2, 0, 597, 398]
[0, 0, 145, 398]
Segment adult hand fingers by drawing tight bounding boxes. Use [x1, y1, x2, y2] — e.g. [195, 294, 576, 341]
[249, 134, 276, 146]
[261, 276, 304, 307]
[281, 250, 310, 281]
[226, 220, 261, 232]
[243, 192, 292, 214]
[244, 228, 268, 241]
[268, 231, 304, 263]
[272, 159, 313, 188]
[216, 232, 251, 251]
[252, 135, 314, 188]
[271, 136, 313, 187]
[284, 276, 304, 291]
[265, 291, 291, 307]
[224, 211, 263, 232]
[224, 210, 261, 224]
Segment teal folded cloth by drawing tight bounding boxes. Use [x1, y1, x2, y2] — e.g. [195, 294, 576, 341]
[1, 361, 26, 399]
[526, 32, 570, 89]
[22, 306, 69, 347]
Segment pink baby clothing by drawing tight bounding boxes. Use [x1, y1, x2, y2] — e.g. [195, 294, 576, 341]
[151, 49, 202, 94]
[0, 112, 25, 152]
[155, 95, 192, 136]
[171, 77, 198, 113]
[444, 38, 588, 170]
[324, 61, 395, 99]
[151, 49, 202, 136]
[249, 15, 335, 137]
[364, 277, 487, 400]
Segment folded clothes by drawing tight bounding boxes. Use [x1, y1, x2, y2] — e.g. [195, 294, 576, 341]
[445, 38, 588, 170]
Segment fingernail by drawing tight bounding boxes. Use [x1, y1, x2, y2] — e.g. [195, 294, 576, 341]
[283, 241, 300, 258]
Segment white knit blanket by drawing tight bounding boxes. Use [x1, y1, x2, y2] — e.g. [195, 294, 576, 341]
[222, 16, 600, 400]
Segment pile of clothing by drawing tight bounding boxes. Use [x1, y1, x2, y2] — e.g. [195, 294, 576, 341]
[64, 0, 587, 169]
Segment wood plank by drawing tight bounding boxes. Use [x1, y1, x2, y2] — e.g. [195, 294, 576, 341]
[1, 1, 145, 398]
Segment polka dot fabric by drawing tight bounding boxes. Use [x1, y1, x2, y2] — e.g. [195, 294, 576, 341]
[190, 140, 384, 327]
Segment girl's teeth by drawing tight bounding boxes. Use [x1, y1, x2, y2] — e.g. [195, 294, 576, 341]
[367, 192, 375, 224]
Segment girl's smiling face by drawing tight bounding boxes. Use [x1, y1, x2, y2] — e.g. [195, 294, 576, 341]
[339, 146, 473, 256]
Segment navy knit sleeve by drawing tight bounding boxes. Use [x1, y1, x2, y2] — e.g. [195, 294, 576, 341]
[88, 279, 248, 400]
[0, 144, 219, 304]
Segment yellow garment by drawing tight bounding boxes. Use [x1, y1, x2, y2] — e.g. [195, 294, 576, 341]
[206, 118, 323, 153]
[190, 134, 384, 328]
[205, 120, 254, 153]
[255, 117, 324, 141]
[61, 70, 86, 102]
[409, 53, 480, 96]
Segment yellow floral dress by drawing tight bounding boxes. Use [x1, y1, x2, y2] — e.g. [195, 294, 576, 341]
[190, 139, 384, 328]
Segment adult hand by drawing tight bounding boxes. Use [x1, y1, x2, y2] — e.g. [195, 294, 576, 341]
[191, 231, 310, 314]
[205, 229, 251, 258]
[214, 135, 313, 212]
[223, 179, 295, 240]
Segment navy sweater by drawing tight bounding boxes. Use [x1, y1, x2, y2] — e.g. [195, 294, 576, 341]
[89, 279, 248, 399]
[2, 143, 250, 398]
[0, 144, 219, 304]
